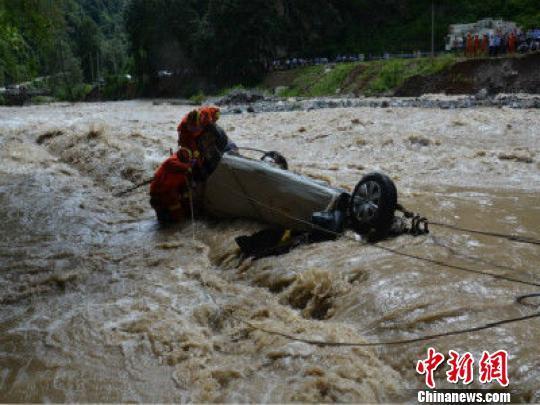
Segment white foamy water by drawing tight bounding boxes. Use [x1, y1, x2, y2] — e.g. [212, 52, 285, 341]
[0, 101, 538, 402]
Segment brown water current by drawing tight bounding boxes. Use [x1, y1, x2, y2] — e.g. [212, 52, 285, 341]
[0, 101, 539, 402]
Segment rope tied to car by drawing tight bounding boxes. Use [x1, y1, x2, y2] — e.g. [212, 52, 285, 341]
[396, 203, 540, 246]
[202, 174, 540, 346]
[115, 153, 540, 346]
[429, 221, 540, 246]
[213, 177, 540, 288]
[113, 177, 154, 197]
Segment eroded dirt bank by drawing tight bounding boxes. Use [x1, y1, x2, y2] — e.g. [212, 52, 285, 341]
[396, 53, 540, 96]
[0, 101, 539, 402]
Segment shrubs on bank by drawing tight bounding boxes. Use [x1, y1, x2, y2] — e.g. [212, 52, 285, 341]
[366, 55, 456, 95]
[276, 55, 457, 97]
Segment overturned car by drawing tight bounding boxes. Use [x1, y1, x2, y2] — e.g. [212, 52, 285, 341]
[197, 126, 399, 243]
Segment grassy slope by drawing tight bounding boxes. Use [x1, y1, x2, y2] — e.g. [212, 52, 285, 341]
[264, 55, 457, 97]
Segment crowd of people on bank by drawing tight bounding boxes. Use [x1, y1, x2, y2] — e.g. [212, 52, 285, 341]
[269, 28, 540, 71]
[270, 55, 361, 70]
[270, 53, 422, 70]
[455, 28, 540, 57]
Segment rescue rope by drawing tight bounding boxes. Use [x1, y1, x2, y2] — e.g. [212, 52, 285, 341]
[203, 183, 540, 345]
[431, 236, 520, 274]
[188, 182, 196, 241]
[113, 177, 154, 197]
[236, 146, 269, 154]
[116, 155, 540, 347]
[214, 180, 540, 289]
[120, 154, 540, 346]
[429, 221, 540, 246]
[203, 287, 540, 348]
[516, 293, 540, 308]
[373, 244, 540, 288]
[225, 310, 540, 347]
[397, 204, 540, 247]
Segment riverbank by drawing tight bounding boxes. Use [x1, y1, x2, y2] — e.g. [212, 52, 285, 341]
[3, 53, 539, 107]
[261, 53, 540, 98]
[212, 93, 540, 115]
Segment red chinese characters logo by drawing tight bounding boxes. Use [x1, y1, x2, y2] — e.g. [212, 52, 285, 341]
[479, 350, 509, 387]
[416, 347, 445, 389]
[446, 350, 474, 385]
[416, 348, 509, 388]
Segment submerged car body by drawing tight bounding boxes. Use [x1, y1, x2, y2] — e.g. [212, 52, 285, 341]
[202, 151, 398, 239]
[195, 125, 398, 238]
[204, 153, 345, 232]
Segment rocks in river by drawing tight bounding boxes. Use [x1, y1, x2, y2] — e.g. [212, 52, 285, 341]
[407, 134, 432, 147]
[474, 150, 487, 158]
[498, 150, 534, 164]
[476, 88, 489, 100]
[220, 93, 540, 115]
[215, 88, 267, 106]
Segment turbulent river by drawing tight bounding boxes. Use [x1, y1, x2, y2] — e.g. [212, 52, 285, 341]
[0, 101, 539, 402]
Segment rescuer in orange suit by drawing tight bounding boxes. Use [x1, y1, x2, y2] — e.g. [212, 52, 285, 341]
[177, 106, 221, 154]
[466, 33, 473, 57]
[177, 105, 224, 190]
[473, 34, 480, 57]
[508, 32, 516, 54]
[150, 106, 226, 223]
[149, 148, 196, 223]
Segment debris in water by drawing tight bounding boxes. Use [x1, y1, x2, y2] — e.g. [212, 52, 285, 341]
[474, 150, 487, 157]
[498, 152, 534, 163]
[36, 130, 63, 144]
[407, 134, 432, 146]
[356, 138, 367, 146]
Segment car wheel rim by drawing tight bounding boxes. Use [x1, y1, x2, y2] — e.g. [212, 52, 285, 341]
[353, 181, 381, 223]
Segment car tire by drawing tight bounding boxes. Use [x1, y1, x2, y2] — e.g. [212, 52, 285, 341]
[349, 172, 397, 240]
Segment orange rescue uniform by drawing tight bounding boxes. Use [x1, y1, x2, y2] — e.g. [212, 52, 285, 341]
[508, 33, 516, 53]
[481, 34, 489, 55]
[466, 34, 473, 57]
[150, 151, 193, 223]
[177, 106, 221, 154]
[473, 35, 480, 56]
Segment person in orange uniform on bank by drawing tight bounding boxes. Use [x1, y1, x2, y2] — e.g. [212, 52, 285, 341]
[473, 34, 480, 57]
[149, 148, 196, 223]
[508, 32, 516, 54]
[466, 33, 473, 57]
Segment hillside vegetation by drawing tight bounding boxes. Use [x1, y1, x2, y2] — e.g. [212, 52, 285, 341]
[1, 0, 539, 100]
[126, 0, 540, 90]
[0, 0, 129, 100]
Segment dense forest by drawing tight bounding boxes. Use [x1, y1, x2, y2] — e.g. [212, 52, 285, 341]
[1, 0, 539, 98]
[0, 0, 129, 99]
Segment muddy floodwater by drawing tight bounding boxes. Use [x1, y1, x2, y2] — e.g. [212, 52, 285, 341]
[0, 101, 539, 402]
